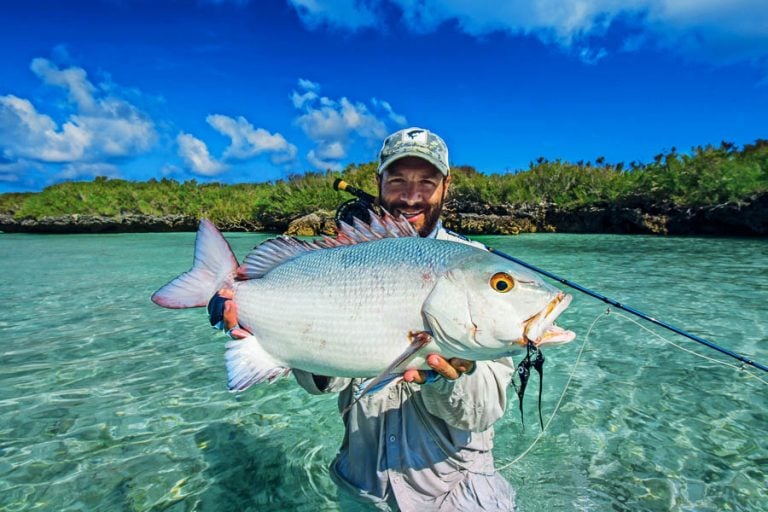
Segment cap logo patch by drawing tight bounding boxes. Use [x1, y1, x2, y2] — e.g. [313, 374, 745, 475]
[405, 129, 427, 142]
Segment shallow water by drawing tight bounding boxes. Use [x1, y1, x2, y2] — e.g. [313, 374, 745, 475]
[0, 231, 766, 511]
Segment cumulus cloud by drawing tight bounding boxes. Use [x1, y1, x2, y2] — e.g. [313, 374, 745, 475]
[177, 133, 227, 176]
[0, 95, 90, 162]
[206, 114, 298, 164]
[292, 79, 406, 170]
[287, 0, 768, 67]
[0, 59, 156, 169]
[177, 113, 299, 175]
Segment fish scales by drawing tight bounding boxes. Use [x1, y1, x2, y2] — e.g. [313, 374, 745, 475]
[235, 237, 477, 376]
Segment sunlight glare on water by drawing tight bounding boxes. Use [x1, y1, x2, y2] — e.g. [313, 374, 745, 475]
[0, 231, 766, 511]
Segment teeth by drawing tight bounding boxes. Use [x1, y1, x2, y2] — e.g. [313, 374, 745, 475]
[523, 293, 574, 344]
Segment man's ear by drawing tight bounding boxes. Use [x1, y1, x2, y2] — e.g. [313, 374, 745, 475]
[443, 174, 452, 198]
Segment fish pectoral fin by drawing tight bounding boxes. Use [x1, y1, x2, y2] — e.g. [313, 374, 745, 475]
[354, 374, 402, 400]
[342, 331, 433, 415]
[225, 335, 291, 392]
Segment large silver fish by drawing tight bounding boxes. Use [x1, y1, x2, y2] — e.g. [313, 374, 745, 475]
[152, 213, 575, 393]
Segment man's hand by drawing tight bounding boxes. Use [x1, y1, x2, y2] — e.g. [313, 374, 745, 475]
[402, 354, 475, 383]
[217, 289, 250, 340]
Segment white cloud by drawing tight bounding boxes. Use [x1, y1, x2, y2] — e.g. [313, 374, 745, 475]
[76, 103, 155, 158]
[292, 78, 321, 109]
[30, 57, 97, 112]
[206, 114, 298, 164]
[643, 0, 768, 64]
[298, 78, 320, 91]
[0, 173, 19, 183]
[0, 160, 36, 183]
[57, 162, 121, 181]
[0, 95, 90, 162]
[0, 59, 157, 168]
[307, 149, 342, 171]
[293, 79, 396, 170]
[288, 0, 768, 67]
[371, 98, 407, 126]
[177, 133, 227, 176]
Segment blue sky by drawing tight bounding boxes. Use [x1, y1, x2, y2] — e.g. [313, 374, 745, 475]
[1, 0, 767, 193]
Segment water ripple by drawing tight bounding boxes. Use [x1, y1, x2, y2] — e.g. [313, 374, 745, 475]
[1, 232, 766, 511]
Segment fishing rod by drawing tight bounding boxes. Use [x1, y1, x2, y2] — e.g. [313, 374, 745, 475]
[333, 178, 768, 374]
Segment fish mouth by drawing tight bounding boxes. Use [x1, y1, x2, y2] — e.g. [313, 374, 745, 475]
[522, 292, 576, 346]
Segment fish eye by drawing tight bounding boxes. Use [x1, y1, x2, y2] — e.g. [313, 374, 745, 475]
[490, 272, 515, 293]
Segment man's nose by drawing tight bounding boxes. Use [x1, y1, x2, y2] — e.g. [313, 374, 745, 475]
[400, 182, 422, 203]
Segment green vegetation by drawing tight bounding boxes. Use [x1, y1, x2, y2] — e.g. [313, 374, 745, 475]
[3, 140, 767, 223]
[450, 140, 768, 207]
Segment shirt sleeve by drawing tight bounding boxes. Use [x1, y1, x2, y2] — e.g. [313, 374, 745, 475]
[293, 369, 352, 395]
[419, 357, 515, 431]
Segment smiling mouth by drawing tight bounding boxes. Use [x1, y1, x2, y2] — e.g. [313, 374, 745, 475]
[397, 210, 424, 222]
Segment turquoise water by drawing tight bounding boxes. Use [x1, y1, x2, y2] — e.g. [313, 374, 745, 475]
[0, 231, 766, 511]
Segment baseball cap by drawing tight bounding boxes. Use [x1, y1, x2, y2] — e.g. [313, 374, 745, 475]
[378, 127, 450, 176]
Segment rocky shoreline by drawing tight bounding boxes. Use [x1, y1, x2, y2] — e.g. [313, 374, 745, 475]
[1, 193, 766, 236]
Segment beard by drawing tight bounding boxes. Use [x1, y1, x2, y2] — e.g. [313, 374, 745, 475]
[380, 196, 445, 237]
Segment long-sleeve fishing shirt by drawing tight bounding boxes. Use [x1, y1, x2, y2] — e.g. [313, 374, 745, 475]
[294, 225, 518, 512]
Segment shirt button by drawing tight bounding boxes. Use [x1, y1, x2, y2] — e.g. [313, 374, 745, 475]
[389, 435, 396, 442]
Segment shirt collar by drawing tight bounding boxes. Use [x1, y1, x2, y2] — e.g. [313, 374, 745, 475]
[424, 220, 443, 239]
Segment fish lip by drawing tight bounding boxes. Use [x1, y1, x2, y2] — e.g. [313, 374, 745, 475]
[523, 292, 575, 346]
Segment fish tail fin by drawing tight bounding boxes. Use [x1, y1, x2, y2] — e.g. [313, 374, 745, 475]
[225, 336, 291, 391]
[151, 219, 239, 309]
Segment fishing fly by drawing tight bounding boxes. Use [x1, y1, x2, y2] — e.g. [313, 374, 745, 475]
[510, 341, 546, 431]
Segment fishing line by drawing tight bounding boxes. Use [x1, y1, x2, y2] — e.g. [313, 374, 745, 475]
[499, 307, 767, 471]
[608, 311, 768, 388]
[497, 309, 605, 471]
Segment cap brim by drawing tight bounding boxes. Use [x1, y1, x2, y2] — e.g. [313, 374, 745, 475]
[378, 151, 449, 176]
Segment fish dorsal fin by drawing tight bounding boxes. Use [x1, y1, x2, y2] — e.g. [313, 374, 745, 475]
[237, 209, 417, 279]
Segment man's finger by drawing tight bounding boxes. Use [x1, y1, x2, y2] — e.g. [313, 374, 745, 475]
[228, 328, 250, 340]
[223, 301, 238, 331]
[427, 354, 459, 380]
[449, 358, 475, 375]
[403, 369, 427, 384]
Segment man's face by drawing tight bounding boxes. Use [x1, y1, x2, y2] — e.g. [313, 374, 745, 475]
[378, 156, 451, 237]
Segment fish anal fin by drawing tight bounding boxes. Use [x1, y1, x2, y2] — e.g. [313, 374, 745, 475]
[225, 335, 291, 392]
[342, 331, 433, 414]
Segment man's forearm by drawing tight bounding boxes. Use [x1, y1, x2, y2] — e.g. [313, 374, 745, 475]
[419, 358, 515, 431]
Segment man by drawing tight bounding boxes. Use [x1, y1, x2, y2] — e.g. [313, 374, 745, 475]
[221, 127, 517, 511]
